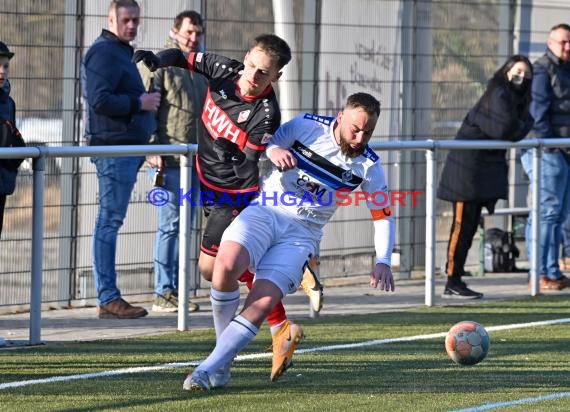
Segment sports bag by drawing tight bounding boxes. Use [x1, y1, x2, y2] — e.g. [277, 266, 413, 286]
[484, 228, 520, 272]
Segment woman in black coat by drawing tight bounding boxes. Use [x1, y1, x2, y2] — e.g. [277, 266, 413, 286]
[437, 54, 534, 299]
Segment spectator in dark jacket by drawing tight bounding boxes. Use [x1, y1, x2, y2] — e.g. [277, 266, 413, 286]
[0, 41, 17, 239]
[81, 0, 160, 318]
[522, 23, 570, 290]
[438, 55, 534, 299]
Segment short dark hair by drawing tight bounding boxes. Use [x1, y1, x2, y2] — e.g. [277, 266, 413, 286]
[250, 34, 291, 70]
[345, 93, 381, 117]
[551, 23, 570, 32]
[109, 0, 139, 14]
[174, 10, 203, 30]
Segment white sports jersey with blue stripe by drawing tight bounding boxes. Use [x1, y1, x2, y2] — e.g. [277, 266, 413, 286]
[263, 113, 391, 227]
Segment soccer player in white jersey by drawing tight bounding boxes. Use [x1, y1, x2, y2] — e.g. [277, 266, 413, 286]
[183, 92, 396, 391]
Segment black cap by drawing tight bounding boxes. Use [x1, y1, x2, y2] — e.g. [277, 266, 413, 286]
[0, 42, 14, 59]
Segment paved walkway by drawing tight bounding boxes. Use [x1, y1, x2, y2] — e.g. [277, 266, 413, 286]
[0, 272, 561, 347]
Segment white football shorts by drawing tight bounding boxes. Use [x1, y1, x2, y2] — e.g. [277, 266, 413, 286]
[220, 205, 322, 297]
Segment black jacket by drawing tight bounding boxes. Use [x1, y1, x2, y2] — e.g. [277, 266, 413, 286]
[0, 80, 17, 196]
[437, 75, 534, 203]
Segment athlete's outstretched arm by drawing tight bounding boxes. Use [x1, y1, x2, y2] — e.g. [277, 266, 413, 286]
[369, 208, 395, 291]
[362, 160, 395, 292]
[133, 49, 189, 72]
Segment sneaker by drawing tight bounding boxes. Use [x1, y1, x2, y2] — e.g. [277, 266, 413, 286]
[172, 292, 200, 312]
[539, 275, 570, 291]
[97, 298, 148, 319]
[442, 280, 483, 300]
[208, 363, 231, 388]
[152, 291, 200, 313]
[300, 255, 323, 313]
[183, 369, 211, 391]
[270, 320, 304, 382]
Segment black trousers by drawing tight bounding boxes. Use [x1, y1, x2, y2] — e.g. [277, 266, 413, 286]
[445, 201, 483, 278]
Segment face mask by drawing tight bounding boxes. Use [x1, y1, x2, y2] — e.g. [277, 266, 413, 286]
[510, 75, 531, 91]
[511, 74, 524, 86]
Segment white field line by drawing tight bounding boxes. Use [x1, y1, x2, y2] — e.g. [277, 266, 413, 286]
[450, 392, 570, 412]
[1, 316, 569, 397]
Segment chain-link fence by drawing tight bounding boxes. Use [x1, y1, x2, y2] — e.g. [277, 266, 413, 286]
[0, 0, 567, 311]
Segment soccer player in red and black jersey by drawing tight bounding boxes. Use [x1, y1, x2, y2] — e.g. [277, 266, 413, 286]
[135, 34, 311, 382]
[190, 36, 287, 274]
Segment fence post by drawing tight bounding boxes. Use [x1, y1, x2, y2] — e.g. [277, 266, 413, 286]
[425, 147, 436, 306]
[30, 155, 45, 345]
[57, 0, 81, 308]
[529, 148, 541, 296]
[177, 152, 193, 331]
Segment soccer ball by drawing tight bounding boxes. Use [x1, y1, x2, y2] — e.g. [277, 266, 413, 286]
[445, 321, 490, 365]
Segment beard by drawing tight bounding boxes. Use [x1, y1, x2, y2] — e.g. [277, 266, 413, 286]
[339, 136, 365, 158]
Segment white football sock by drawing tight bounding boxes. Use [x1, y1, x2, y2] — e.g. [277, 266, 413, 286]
[270, 320, 286, 336]
[210, 288, 240, 340]
[197, 315, 258, 374]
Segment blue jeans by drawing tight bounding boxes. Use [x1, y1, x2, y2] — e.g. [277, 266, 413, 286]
[91, 156, 144, 305]
[148, 165, 200, 295]
[521, 150, 570, 279]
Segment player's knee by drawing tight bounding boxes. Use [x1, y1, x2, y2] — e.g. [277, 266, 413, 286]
[213, 251, 239, 276]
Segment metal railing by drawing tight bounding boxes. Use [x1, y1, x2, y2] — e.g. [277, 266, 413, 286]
[372, 138, 554, 306]
[2, 137, 569, 344]
[0, 144, 197, 344]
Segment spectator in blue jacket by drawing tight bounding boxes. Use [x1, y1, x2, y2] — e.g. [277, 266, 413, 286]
[82, 0, 160, 318]
[521, 23, 570, 291]
[0, 41, 17, 239]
